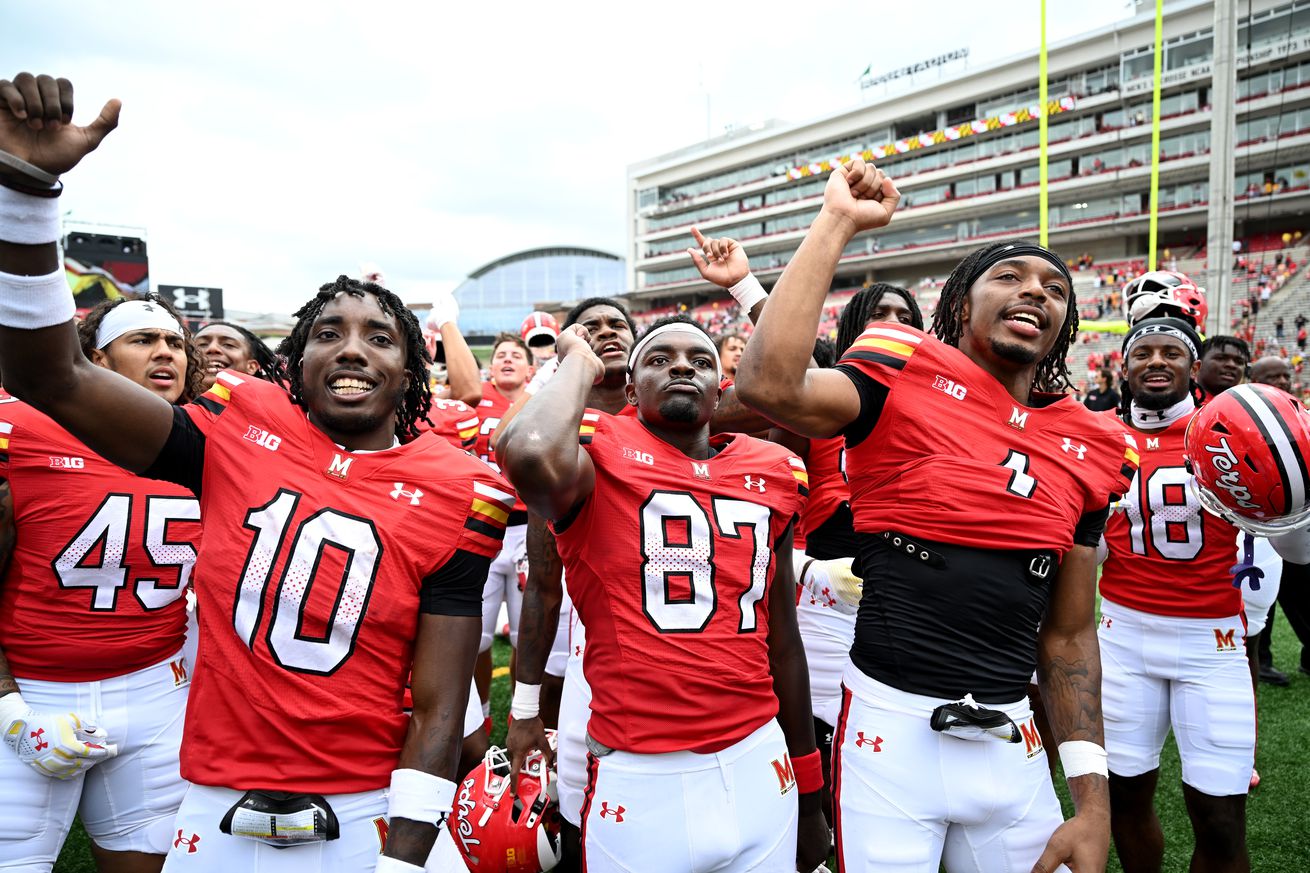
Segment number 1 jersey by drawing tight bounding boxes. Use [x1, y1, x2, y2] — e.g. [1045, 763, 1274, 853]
[155, 371, 513, 793]
[553, 412, 807, 755]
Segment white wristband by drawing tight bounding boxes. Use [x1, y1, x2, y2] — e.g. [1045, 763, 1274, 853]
[0, 186, 60, 245]
[510, 682, 541, 720]
[1058, 740, 1108, 779]
[0, 269, 76, 330]
[374, 856, 425, 873]
[727, 272, 767, 310]
[387, 768, 456, 825]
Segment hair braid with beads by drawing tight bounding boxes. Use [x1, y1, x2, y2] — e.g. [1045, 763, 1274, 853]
[929, 240, 1078, 394]
[276, 275, 433, 440]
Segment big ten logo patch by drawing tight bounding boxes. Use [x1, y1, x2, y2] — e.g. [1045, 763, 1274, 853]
[622, 446, 654, 466]
[770, 754, 796, 795]
[932, 374, 967, 401]
[1213, 627, 1239, 652]
[242, 426, 281, 451]
[48, 456, 86, 469]
[1019, 717, 1043, 759]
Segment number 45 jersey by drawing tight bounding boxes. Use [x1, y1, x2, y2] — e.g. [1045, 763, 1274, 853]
[0, 398, 199, 681]
[157, 371, 512, 793]
[553, 412, 807, 756]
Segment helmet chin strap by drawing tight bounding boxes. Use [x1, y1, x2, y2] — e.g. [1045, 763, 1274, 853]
[1130, 395, 1195, 430]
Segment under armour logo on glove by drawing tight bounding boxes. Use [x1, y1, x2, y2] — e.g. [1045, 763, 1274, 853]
[390, 483, 423, 506]
[174, 830, 200, 853]
[854, 732, 883, 751]
[29, 728, 48, 751]
[599, 802, 625, 822]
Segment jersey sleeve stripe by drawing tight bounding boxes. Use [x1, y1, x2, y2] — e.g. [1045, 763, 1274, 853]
[204, 383, 232, 405]
[464, 515, 507, 540]
[473, 481, 515, 508]
[858, 325, 923, 344]
[0, 421, 10, 453]
[470, 498, 510, 525]
[840, 349, 910, 371]
[1124, 447, 1140, 466]
[850, 337, 917, 359]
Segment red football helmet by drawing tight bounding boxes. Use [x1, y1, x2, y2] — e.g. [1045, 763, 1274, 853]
[1184, 383, 1310, 535]
[1123, 271, 1209, 328]
[521, 312, 559, 348]
[450, 740, 560, 872]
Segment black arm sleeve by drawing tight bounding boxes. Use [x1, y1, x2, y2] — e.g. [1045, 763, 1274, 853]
[834, 364, 892, 448]
[139, 406, 207, 496]
[1072, 504, 1112, 548]
[420, 549, 492, 616]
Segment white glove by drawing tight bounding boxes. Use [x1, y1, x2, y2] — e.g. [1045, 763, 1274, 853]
[426, 290, 460, 332]
[524, 356, 560, 396]
[0, 692, 117, 779]
[800, 556, 863, 615]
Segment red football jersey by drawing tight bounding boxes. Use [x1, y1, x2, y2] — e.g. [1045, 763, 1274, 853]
[177, 371, 513, 793]
[414, 397, 480, 449]
[0, 399, 199, 681]
[838, 325, 1137, 555]
[1101, 416, 1242, 618]
[474, 383, 525, 513]
[800, 436, 847, 540]
[553, 412, 807, 754]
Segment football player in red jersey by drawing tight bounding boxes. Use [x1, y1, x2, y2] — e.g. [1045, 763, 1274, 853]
[737, 157, 1134, 873]
[1098, 317, 1254, 873]
[194, 320, 286, 391]
[497, 317, 829, 872]
[0, 293, 203, 873]
[472, 332, 534, 724]
[0, 73, 505, 873]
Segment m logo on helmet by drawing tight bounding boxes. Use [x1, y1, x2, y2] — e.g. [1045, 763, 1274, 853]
[1203, 437, 1260, 510]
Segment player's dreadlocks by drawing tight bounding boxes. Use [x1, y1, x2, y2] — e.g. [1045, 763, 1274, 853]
[930, 239, 1078, 394]
[77, 293, 207, 403]
[197, 320, 288, 384]
[835, 283, 923, 354]
[277, 275, 432, 441]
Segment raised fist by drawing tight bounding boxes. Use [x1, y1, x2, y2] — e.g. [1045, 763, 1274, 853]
[555, 324, 604, 383]
[821, 157, 900, 235]
[0, 73, 120, 178]
[687, 226, 750, 289]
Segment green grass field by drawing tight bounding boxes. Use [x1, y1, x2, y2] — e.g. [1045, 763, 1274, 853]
[55, 622, 1309, 872]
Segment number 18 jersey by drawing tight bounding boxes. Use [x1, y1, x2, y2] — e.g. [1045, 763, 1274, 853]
[553, 413, 807, 755]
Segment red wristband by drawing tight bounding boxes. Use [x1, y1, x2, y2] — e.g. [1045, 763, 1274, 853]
[791, 749, 824, 794]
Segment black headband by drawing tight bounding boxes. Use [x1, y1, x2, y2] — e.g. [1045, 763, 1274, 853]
[1122, 316, 1202, 360]
[963, 243, 1074, 292]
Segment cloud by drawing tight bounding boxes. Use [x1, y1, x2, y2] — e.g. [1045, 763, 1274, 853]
[4, 0, 1130, 314]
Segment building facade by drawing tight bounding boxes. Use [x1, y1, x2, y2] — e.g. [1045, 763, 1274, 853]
[452, 246, 626, 336]
[626, 0, 1310, 316]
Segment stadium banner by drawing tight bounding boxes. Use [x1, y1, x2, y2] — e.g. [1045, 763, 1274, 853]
[785, 97, 1077, 181]
[158, 285, 224, 329]
[63, 231, 149, 313]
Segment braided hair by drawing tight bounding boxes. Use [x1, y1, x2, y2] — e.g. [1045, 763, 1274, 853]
[835, 283, 922, 355]
[929, 240, 1078, 394]
[276, 275, 432, 440]
[196, 320, 287, 384]
[77, 293, 207, 403]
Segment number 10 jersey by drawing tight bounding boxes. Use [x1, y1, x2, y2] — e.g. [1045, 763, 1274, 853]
[553, 412, 807, 755]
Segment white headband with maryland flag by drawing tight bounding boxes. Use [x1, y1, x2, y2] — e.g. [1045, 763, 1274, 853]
[95, 299, 185, 349]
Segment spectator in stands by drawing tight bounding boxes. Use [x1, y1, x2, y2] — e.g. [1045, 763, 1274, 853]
[1300, 326, 1308, 353]
[1276, 316, 1285, 340]
[1083, 367, 1119, 412]
[1197, 335, 1251, 398]
[194, 320, 285, 390]
[715, 331, 746, 379]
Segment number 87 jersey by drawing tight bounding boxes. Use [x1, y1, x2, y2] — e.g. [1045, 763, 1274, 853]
[552, 412, 808, 756]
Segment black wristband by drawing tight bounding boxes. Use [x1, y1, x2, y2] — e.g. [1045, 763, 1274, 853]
[0, 174, 62, 199]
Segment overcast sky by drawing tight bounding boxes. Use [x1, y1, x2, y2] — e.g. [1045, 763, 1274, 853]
[4, 0, 1134, 313]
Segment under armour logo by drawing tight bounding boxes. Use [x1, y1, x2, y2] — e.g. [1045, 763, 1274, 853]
[173, 830, 200, 853]
[744, 475, 766, 493]
[599, 802, 625, 822]
[30, 728, 48, 751]
[390, 483, 423, 505]
[854, 731, 883, 751]
[1061, 438, 1087, 460]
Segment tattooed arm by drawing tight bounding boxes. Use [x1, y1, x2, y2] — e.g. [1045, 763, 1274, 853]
[0, 479, 16, 699]
[1032, 543, 1110, 873]
[505, 513, 564, 784]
